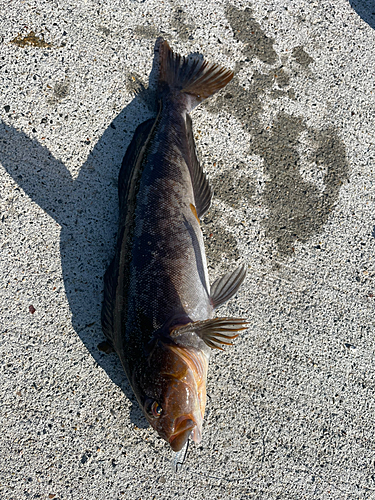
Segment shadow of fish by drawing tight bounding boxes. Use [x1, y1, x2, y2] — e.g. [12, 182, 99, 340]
[101, 39, 248, 458]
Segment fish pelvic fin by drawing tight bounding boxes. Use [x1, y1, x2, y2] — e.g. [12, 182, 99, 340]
[170, 317, 249, 351]
[158, 39, 234, 110]
[210, 264, 247, 309]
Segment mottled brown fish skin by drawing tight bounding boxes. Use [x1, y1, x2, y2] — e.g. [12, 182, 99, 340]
[101, 40, 246, 452]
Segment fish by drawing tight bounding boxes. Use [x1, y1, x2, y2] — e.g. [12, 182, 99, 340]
[101, 39, 248, 457]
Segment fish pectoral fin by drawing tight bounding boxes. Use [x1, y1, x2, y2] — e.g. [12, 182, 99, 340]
[210, 264, 247, 309]
[171, 317, 249, 350]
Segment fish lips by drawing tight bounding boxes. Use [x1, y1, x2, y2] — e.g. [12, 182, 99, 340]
[169, 416, 200, 452]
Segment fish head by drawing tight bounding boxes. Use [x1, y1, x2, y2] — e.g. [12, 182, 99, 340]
[136, 340, 208, 451]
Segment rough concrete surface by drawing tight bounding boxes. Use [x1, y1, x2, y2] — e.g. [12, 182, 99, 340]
[1, 0, 374, 499]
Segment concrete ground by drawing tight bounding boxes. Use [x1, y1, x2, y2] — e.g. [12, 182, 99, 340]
[1, 0, 374, 498]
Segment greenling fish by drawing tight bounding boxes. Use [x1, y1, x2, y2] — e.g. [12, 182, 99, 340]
[101, 39, 248, 459]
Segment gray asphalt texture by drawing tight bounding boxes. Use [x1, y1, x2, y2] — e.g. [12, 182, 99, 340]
[1, 1, 375, 499]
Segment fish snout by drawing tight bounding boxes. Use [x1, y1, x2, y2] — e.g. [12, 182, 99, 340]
[169, 416, 196, 452]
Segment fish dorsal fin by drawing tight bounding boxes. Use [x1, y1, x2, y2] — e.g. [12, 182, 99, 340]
[210, 264, 247, 309]
[118, 117, 155, 215]
[185, 113, 212, 218]
[170, 317, 249, 351]
[102, 118, 155, 347]
[101, 256, 118, 345]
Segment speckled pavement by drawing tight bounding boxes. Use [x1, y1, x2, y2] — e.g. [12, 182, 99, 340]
[1, 1, 375, 499]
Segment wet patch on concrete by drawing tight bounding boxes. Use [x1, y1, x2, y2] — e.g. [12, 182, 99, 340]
[225, 5, 277, 64]
[170, 6, 195, 41]
[211, 167, 257, 210]
[47, 79, 70, 106]
[130, 7, 348, 260]
[11, 31, 52, 48]
[205, 70, 291, 132]
[253, 114, 349, 254]
[203, 5, 349, 255]
[134, 4, 192, 42]
[97, 26, 111, 36]
[309, 127, 349, 209]
[134, 25, 163, 40]
[273, 68, 290, 88]
[292, 46, 314, 67]
[202, 206, 240, 270]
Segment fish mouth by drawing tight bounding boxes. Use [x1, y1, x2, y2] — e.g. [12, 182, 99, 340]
[169, 416, 196, 452]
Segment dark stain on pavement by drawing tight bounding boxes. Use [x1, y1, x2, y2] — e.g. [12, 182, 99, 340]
[292, 46, 314, 67]
[226, 5, 277, 64]
[202, 204, 240, 268]
[204, 4, 349, 255]
[47, 79, 70, 106]
[134, 4, 193, 42]
[171, 6, 195, 41]
[211, 165, 257, 209]
[253, 114, 349, 254]
[134, 25, 162, 40]
[11, 31, 52, 48]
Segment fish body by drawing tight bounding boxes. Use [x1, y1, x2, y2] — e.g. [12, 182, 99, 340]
[102, 40, 248, 452]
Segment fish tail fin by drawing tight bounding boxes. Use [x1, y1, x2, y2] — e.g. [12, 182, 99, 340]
[158, 39, 233, 110]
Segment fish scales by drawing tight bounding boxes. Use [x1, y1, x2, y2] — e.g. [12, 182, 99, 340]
[130, 100, 210, 329]
[102, 39, 248, 459]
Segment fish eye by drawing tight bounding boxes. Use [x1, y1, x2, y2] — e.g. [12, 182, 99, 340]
[151, 401, 163, 418]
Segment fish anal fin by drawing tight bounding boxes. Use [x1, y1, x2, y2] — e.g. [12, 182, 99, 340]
[171, 317, 249, 350]
[186, 113, 212, 218]
[210, 264, 247, 309]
